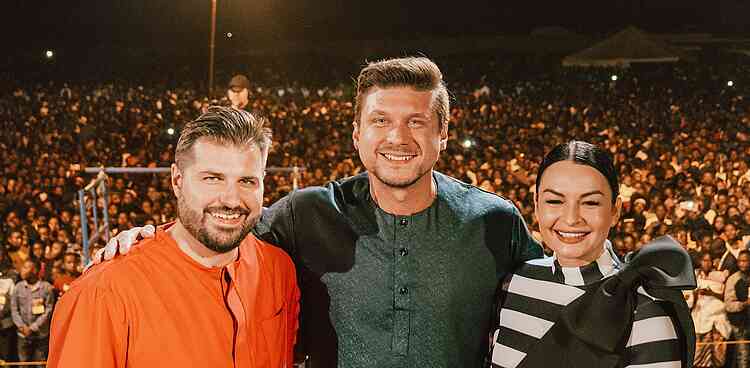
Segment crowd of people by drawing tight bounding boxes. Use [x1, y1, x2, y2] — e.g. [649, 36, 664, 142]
[1, 53, 749, 365]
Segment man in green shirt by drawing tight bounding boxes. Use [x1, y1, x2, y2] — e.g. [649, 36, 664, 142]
[96, 57, 542, 367]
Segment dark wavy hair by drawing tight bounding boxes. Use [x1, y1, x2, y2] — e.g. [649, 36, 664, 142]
[536, 141, 619, 204]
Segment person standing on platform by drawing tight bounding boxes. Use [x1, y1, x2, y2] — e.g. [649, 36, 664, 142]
[48, 107, 299, 367]
[725, 250, 750, 367]
[94, 57, 543, 367]
[11, 260, 54, 367]
[227, 74, 251, 111]
[0, 250, 16, 361]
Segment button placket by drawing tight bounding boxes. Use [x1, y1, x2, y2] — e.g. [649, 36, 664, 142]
[392, 215, 411, 355]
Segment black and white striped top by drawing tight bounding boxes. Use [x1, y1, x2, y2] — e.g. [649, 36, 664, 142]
[490, 242, 683, 368]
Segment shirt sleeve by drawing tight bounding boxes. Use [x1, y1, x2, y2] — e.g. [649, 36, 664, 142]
[485, 200, 544, 279]
[47, 276, 128, 368]
[509, 204, 544, 263]
[725, 273, 746, 313]
[10, 283, 24, 329]
[255, 192, 297, 257]
[622, 297, 683, 368]
[29, 284, 55, 332]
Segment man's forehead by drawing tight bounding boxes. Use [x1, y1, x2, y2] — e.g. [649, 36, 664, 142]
[364, 86, 436, 105]
[187, 140, 265, 175]
[361, 86, 439, 123]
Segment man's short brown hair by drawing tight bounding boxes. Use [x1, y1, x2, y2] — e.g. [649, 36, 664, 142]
[354, 57, 450, 129]
[175, 106, 271, 168]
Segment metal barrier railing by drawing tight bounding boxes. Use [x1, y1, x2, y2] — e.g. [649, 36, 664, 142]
[78, 170, 110, 266]
[83, 166, 306, 189]
[0, 362, 46, 366]
[696, 339, 750, 346]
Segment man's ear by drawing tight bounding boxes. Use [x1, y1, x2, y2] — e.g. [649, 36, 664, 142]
[171, 163, 183, 196]
[439, 123, 448, 151]
[352, 121, 360, 151]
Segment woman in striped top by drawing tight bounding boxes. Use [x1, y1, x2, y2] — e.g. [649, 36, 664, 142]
[489, 141, 694, 368]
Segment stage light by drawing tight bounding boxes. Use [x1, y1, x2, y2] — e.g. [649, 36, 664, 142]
[226, 32, 233, 38]
[728, 80, 734, 87]
[610, 75, 618, 81]
[45, 50, 54, 59]
[167, 128, 175, 135]
[462, 139, 473, 149]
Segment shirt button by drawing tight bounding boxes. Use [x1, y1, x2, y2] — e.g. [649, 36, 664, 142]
[399, 287, 408, 295]
[400, 248, 408, 256]
[399, 217, 408, 227]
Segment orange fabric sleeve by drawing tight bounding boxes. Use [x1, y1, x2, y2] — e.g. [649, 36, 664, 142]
[48, 273, 129, 368]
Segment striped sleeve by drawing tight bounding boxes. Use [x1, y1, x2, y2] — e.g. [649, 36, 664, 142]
[622, 296, 683, 368]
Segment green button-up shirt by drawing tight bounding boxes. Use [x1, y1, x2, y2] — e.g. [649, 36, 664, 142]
[256, 171, 542, 367]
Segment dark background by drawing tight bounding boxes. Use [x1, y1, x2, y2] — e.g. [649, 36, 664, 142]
[4, 0, 750, 83]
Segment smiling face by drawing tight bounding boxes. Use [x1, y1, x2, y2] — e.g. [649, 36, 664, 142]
[352, 86, 447, 188]
[535, 161, 621, 267]
[172, 138, 265, 254]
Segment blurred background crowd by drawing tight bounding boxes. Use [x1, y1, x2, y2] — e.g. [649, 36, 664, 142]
[1, 52, 749, 365]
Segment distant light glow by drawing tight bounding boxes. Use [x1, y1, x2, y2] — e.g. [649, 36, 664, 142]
[610, 74, 618, 81]
[727, 80, 734, 87]
[167, 128, 175, 135]
[226, 32, 233, 38]
[462, 139, 473, 149]
[45, 50, 54, 59]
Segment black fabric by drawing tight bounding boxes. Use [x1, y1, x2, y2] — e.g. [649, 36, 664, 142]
[517, 236, 697, 368]
[728, 276, 749, 326]
[736, 278, 748, 301]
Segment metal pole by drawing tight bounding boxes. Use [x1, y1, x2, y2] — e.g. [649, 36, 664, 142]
[292, 166, 299, 190]
[91, 186, 99, 241]
[78, 190, 90, 266]
[85, 167, 304, 174]
[85, 167, 171, 174]
[208, 0, 217, 96]
[102, 179, 111, 243]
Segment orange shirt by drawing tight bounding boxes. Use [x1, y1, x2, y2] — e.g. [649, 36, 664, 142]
[48, 229, 299, 368]
[52, 274, 76, 295]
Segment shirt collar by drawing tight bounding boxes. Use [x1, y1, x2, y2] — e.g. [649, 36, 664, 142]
[176, 237, 239, 268]
[551, 240, 622, 286]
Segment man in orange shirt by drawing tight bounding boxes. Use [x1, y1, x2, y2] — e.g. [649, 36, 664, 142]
[48, 107, 299, 367]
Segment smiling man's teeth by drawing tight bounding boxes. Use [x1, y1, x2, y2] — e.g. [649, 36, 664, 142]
[211, 213, 241, 220]
[383, 154, 414, 161]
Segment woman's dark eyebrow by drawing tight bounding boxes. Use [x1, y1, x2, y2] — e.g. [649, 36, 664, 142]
[542, 189, 564, 197]
[542, 189, 605, 197]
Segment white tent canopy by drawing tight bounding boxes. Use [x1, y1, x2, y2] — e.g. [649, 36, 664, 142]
[563, 26, 681, 67]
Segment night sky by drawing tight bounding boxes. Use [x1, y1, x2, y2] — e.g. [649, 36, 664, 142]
[7, 0, 733, 53]
[5, 0, 748, 82]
